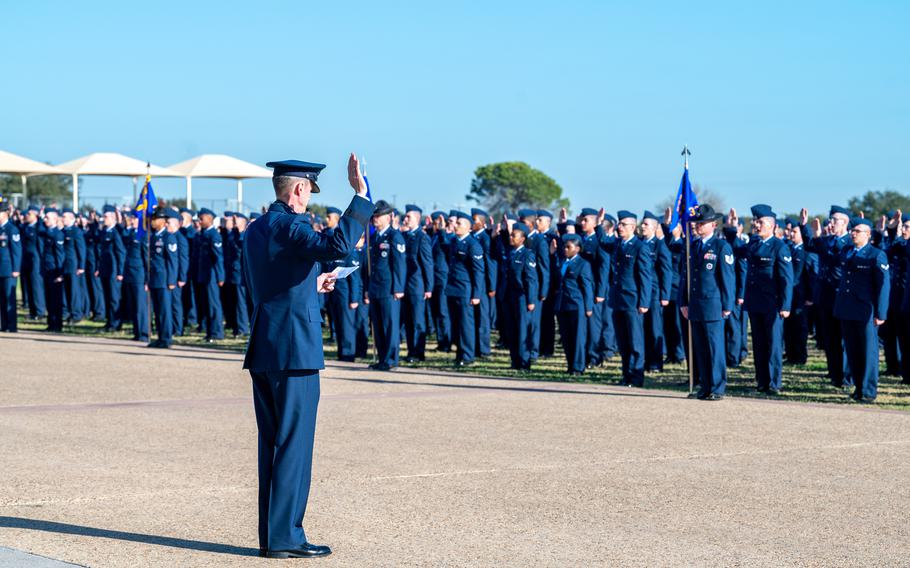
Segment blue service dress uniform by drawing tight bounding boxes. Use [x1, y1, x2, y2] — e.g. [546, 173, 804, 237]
[662, 231, 686, 363]
[196, 225, 225, 340]
[98, 224, 125, 329]
[784, 242, 813, 364]
[121, 227, 150, 342]
[328, 247, 363, 360]
[171, 229, 190, 336]
[181, 224, 198, 328]
[882, 231, 910, 384]
[604, 236, 653, 386]
[472, 228, 495, 357]
[879, 228, 907, 375]
[243, 195, 372, 552]
[580, 230, 610, 367]
[502, 244, 539, 369]
[679, 236, 736, 397]
[834, 244, 890, 400]
[221, 226, 240, 334]
[526, 230, 550, 360]
[62, 223, 87, 321]
[0, 220, 22, 331]
[148, 228, 178, 346]
[642, 236, 672, 371]
[354, 245, 371, 358]
[724, 242, 749, 366]
[367, 226, 406, 368]
[445, 234, 485, 363]
[40, 225, 66, 331]
[726, 232, 794, 392]
[402, 227, 434, 360]
[554, 254, 594, 373]
[83, 224, 106, 321]
[803, 226, 853, 386]
[19, 219, 46, 318]
[539, 229, 561, 357]
[430, 229, 452, 351]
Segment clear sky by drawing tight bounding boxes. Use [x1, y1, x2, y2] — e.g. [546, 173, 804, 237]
[2, 0, 908, 215]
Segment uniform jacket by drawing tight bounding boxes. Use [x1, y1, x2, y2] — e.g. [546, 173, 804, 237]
[173, 229, 190, 284]
[430, 229, 450, 293]
[678, 235, 735, 322]
[445, 234, 484, 299]
[503, 245, 539, 303]
[603, 235, 653, 312]
[181, 225, 198, 282]
[527, 231, 550, 300]
[0, 221, 22, 277]
[802, 227, 851, 308]
[404, 228, 434, 298]
[642, 236, 672, 304]
[789, 243, 816, 311]
[223, 228, 244, 285]
[121, 228, 148, 284]
[553, 254, 594, 313]
[833, 244, 890, 322]
[243, 196, 373, 372]
[98, 226, 126, 278]
[40, 226, 65, 278]
[368, 227, 406, 299]
[148, 229, 178, 289]
[195, 226, 225, 284]
[62, 224, 86, 275]
[329, 247, 363, 306]
[726, 230, 794, 314]
[580, 231, 609, 300]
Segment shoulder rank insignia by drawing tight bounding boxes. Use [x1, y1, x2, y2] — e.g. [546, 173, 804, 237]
[881, 263, 890, 271]
[529, 261, 537, 268]
[168, 243, 178, 252]
[783, 256, 791, 262]
[473, 254, 483, 260]
[396, 243, 406, 253]
[12, 234, 20, 242]
[724, 254, 734, 265]
[214, 242, 222, 248]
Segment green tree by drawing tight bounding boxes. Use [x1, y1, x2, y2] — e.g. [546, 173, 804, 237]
[467, 162, 569, 215]
[847, 189, 910, 219]
[0, 174, 71, 206]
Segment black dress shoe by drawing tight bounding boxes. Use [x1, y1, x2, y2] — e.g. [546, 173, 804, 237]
[265, 542, 332, 559]
[767, 388, 781, 396]
[454, 360, 473, 368]
[568, 370, 584, 377]
[687, 392, 700, 399]
[859, 396, 877, 404]
[702, 393, 724, 401]
[368, 363, 391, 371]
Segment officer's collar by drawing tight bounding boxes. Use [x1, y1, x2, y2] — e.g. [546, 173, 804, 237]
[456, 233, 470, 242]
[513, 244, 525, 253]
[622, 236, 635, 244]
[376, 226, 390, 238]
[760, 235, 774, 244]
[701, 235, 713, 244]
[643, 236, 655, 243]
[409, 227, 421, 235]
[793, 242, 803, 249]
[269, 200, 295, 215]
[154, 227, 166, 236]
[854, 243, 868, 253]
[565, 252, 578, 261]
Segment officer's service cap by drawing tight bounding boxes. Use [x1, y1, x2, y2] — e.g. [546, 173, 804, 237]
[451, 210, 472, 222]
[470, 208, 488, 219]
[326, 206, 343, 216]
[512, 222, 531, 235]
[249, 212, 262, 220]
[830, 205, 850, 218]
[266, 160, 325, 193]
[518, 208, 538, 219]
[617, 210, 637, 221]
[372, 200, 394, 217]
[430, 210, 446, 220]
[642, 210, 660, 222]
[101, 205, 117, 214]
[198, 207, 216, 218]
[580, 207, 598, 217]
[179, 207, 195, 216]
[851, 217, 872, 229]
[405, 204, 422, 214]
[561, 233, 582, 244]
[44, 207, 59, 215]
[750, 204, 776, 219]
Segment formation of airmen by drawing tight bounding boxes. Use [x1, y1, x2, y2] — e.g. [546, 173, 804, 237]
[2, 198, 908, 403]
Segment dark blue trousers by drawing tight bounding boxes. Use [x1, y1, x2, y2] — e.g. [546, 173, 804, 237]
[150, 287, 173, 345]
[171, 286, 183, 336]
[430, 289, 450, 351]
[613, 309, 645, 386]
[0, 277, 17, 331]
[355, 303, 370, 358]
[402, 294, 427, 359]
[121, 282, 149, 341]
[251, 370, 320, 551]
[842, 318, 879, 400]
[504, 297, 534, 369]
[692, 319, 726, 396]
[86, 271, 105, 320]
[23, 263, 46, 317]
[557, 309, 587, 373]
[585, 300, 603, 366]
[448, 296, 476, 362]
[643, 299, 664, 371]
[539, 296, 557, 357]
[784, 308, 809, 364]
[750, 311, 783, 391]
[44, 276, 64, 331]
[600, 301, 617, 357]
[528, 297, 542, 360]
[202, 279, 224, 339]
[474, 294, 491, 357]
[370, 296, 400, 367]
[725, 304, 746, 366]
[63, 273, 84, 321]
[330, 297, 358, 359]
[235, 283, 250, 336]
[820, 306, 851, 386]
[663, 301, 685, 362]
[182, 281, 197, 327]
[102, 276, 122, 328]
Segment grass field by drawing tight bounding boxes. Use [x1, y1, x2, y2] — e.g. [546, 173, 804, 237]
[15, 310, 910, 411]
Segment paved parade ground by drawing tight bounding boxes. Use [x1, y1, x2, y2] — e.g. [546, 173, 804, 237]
[1, 333, 909, 567]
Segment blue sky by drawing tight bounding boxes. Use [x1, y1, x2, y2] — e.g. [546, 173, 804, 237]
[2, 1, 908, 215]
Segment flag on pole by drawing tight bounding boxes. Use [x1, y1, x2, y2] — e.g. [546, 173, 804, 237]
[670, 167, 698, 235]
[134, 173, 158, 237]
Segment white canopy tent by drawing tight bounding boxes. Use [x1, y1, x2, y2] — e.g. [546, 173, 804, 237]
[54, 153, 178, 210]
[0, 150, 64, 203]
[166, 154, 272, 213]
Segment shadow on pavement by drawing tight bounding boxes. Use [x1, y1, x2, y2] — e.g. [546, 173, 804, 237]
[0, 517, 259, 557]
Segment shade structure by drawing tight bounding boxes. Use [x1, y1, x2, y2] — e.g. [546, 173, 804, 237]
[0, 150, 64, 203]
[54, 152, 179, 210]
[166, 154, 272, 212]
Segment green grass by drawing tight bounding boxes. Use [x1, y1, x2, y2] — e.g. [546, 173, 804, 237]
[16, 311, 910, 411]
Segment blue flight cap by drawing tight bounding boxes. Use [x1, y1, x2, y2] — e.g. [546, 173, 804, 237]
[266, 160, 326, 193]
[405, 204, 423, 214]
[511, 222, 530, 235]
[537, 209, 553, 219]
[470, 207, 489, 219]
[784, 217, 797, 227]
[166, 209, 181, 220]
[642, 210, 660, 222]
[830, 205, 850, 218]
[580, 207, 598, 217]
[430, 210, 447, 220]
[326, 206, 343, 216]
[750, 204, 776, 219]
[61, 207, 74, 215]
[603, 213, 616, 224]
[518, 208, 538, 219]
[617, 210, 637, 221]
[44, 207, 59, 215]
[448, 209, 459, 218]
[451, 210, 471, 222]
[504, 212, 519, 221]
[179, 207, 196, 216]
[851, 217, 872, 229]
[223, 211, 235, 217]
[249, 212, 261, 220]
[561, 233, 582, 244]
[101, 204, 117, 214]
[234, 212, 248, 221]
[27, 205, 41, 213]
[198, 207, 216, 218]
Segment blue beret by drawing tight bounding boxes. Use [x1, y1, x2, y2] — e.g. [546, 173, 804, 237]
[580, 207, 598, 217]
[470, 208, 488, 218]
[266, 160, 325, 193]
[179, 207, 195, 215]
[750, 204, 776, 219]
[830, 205, 850, 217]
[561, 233, 582, 244]
[44, 207, 59, 215]
[430, 210, 447, 220]
[451, 210, 471, 222]
[61, 207, 74, 215]
[198, 207, 216, 217]
[511, 222, 530, 235]
[406, 204, 423, 214]
[642, 210, 659, 222]
[851, 217, 872, 229]
[537, 209, 553, 219]
[249, 212, 261, 220]
[617, 210, 637, 221]
[326, 206, 343, 216]
[518, 208, 538, 219]
[603, 213, 616, 224]
[102, 205, 117, 214]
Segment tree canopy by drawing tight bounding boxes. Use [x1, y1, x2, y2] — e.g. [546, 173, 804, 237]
[0, 174, 71, 206]
[467, 162, 569, 215]
[847, 189, 910, 219]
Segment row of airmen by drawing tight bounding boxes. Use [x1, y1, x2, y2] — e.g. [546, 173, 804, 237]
[0, 203, 260, 348]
